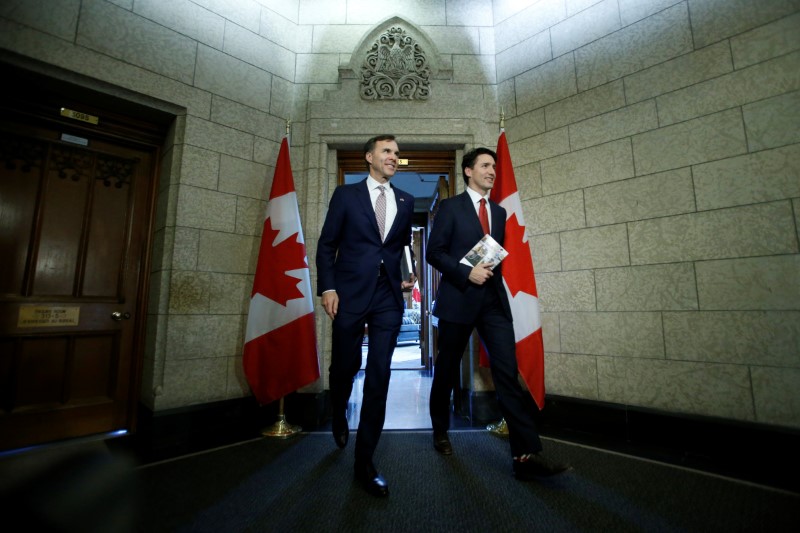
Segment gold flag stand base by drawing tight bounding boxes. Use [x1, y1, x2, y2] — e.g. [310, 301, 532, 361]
[261, 398, 301, 439]
[486, 418, 509, 437]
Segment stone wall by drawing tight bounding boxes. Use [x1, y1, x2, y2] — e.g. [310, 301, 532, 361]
[1, 0, 798, 428]
[494, 0, 800, 427]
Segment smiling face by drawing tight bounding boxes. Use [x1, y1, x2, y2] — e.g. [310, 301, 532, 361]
[365, 139, 400, 183]
[465, 153, 496, 195]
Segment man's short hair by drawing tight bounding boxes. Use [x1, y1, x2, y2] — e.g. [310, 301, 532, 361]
[461, 147, 497, 184]
[364, 135, 397, 170]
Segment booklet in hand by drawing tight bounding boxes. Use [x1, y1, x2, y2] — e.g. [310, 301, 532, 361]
[460, 234, 509, 270]
[400, 246, 414, 282]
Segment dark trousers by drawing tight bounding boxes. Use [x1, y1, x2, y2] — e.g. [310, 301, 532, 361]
[430, 289, 543, 457]
[329, 275, 402, 464]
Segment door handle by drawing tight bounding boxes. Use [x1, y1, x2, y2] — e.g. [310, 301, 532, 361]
[111, 311, 131, 321]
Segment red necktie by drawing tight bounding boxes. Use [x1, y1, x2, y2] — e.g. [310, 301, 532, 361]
[479, 198, 490, 235]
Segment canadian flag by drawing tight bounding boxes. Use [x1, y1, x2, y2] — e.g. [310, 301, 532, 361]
[243, 137, 320, 405]
[412, 281, 421, 305]
[486, 131, 546, 409]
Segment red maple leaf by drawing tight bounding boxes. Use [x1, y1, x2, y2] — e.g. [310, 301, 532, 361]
[503, 213, 537, 298]
[252, 217, 308, 306]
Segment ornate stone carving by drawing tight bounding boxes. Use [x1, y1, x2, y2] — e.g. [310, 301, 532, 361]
[361, 27, 430, 100]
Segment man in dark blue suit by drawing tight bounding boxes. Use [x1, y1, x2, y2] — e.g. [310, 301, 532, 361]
[316, 135, 415, 497]
[426, 147, 569, 481]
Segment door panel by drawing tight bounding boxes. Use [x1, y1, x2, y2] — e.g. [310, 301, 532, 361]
[0, 114, 155, 451]
[84, 166, 132, 297]
[35, 143, 93, 295]
[1, 136, 46, 295]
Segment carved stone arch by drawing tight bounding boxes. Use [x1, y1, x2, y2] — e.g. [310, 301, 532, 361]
[342, 16, 450, 101]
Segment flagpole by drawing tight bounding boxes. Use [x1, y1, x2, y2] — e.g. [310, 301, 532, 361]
[487, 418, 509, 436]
[488, 106, 509, 438]
[259, 116, 303, 439]
[261, 397, 301, 438]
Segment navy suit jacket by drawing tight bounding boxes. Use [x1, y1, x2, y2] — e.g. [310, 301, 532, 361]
[316, 178, 415, 315]
[427, 191, 512, 325]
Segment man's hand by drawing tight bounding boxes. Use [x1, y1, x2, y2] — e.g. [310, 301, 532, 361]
[322, 291, 339, 319]
[468, 263, 493, 285]
[401, 273, 417, 291]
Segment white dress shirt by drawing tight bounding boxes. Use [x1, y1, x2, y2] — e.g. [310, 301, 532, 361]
[367, 176, 397, 241]
[465, 187, 491, 233]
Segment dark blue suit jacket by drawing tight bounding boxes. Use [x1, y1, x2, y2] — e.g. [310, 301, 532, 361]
[316, 178, 415, 315]
[427, 191, 512, 325]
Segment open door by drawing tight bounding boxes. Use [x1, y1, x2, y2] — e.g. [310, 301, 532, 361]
[423, 176, 451, 368]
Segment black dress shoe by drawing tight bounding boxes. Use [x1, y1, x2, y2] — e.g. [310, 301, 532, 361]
[354, 461, 389, 497]
[433, 431, 453, 455]
[513, 454, 571, 480]
[332, 417, 349, 449]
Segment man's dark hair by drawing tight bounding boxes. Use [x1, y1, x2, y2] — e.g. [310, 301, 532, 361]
[364, 135, 397, 170]
[461, 147, 497, 184]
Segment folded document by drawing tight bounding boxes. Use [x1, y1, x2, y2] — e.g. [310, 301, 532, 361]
[460, 234, 508, 270]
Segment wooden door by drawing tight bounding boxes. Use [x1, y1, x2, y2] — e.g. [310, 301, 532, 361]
[0, 112, 156, 450]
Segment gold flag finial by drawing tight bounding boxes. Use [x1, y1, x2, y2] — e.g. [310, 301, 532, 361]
[285, 119, 291, 136]
[500, 107, 505, 130]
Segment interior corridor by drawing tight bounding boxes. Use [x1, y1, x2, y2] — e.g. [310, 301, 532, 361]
[347, 343, 433, 430]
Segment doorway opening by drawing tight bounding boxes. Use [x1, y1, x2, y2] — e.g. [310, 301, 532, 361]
[337, 149, 456, 429]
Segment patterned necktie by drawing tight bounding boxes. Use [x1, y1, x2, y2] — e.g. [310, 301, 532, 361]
[479, 198, 490, 235]
[376, 185, 386, 240]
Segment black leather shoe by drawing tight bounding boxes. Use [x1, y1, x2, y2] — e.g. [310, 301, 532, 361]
[513, 454, 571, 480]
[354, 460, 389, 497]
[332, 417, 349, 449]
[433, 431, 453, 455]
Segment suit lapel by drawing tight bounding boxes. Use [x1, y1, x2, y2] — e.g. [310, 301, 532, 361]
[489, 199, 504, 240]
[459, 192, 485, 240]
[383, 183, 407, 241]
[461, 191, 504, 240]
[357, 179, 381, 240]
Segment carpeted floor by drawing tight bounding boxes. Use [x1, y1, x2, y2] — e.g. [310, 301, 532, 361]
[132, 430, 799, 533]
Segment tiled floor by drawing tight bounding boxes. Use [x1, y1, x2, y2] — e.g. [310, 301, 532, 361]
[332, 342, 476, 431]
[348, 342, 433, 430]
[382, 342, 426, 370]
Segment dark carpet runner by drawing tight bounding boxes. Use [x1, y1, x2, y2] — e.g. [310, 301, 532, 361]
[134, 430, 798, 532]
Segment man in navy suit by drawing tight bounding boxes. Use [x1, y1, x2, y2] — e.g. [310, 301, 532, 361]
[316, 135, 415, 497]
[426, 147, 569, 481]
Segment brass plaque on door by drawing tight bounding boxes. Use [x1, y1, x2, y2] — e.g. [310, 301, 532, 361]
[18, 306, 80, 327]
[60, 107, 99, 125]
